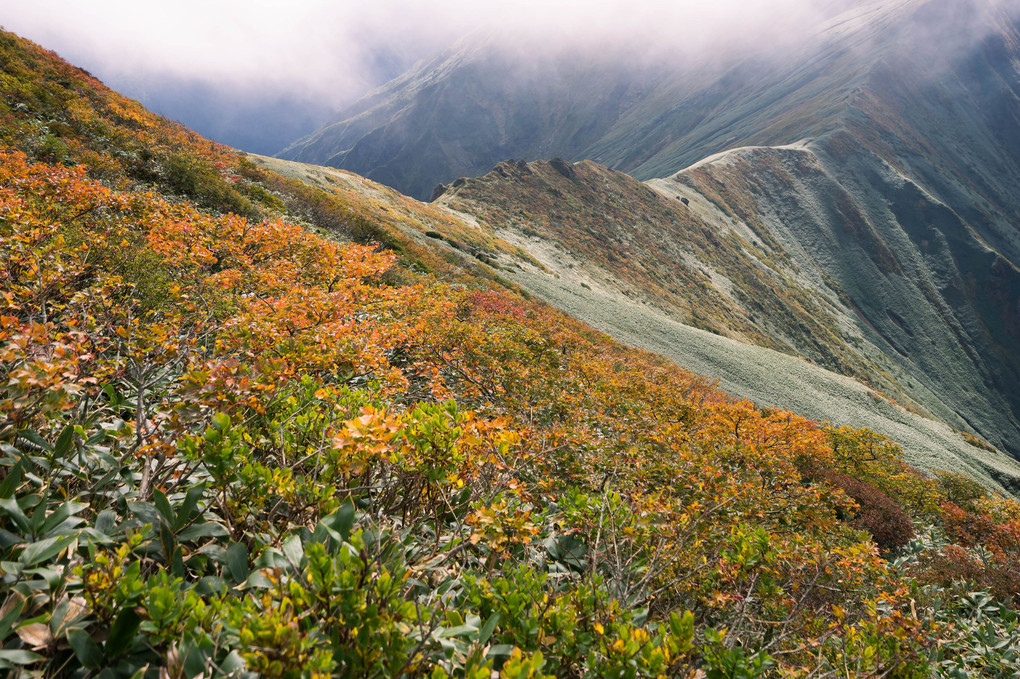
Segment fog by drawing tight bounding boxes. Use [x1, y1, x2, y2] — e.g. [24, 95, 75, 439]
[1, 1, 840, 103]
[0, 0, 1011, 152]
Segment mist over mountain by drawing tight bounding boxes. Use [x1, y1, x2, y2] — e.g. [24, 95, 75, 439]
[277, 0, 1020, 459]
[282, 0, 1019, 199]
[9, 13, 1020, 674]
[113, 79, 334, 156]
[0, 1, 430, 154]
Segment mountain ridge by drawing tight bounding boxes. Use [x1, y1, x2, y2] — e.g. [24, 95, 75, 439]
[425, 150, 1020, 464]
[280, 0, 994, 199]
[252, 149, 1020, 491]
[8, 25, 1020, 677]
[278, 0, 1020, 460]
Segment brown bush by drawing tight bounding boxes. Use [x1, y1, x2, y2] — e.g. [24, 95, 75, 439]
[814, 469, 915, 551]
[912, 545, 1020, 606]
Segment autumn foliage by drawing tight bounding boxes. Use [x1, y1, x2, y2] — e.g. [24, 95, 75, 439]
[2, 28, 1020, 679]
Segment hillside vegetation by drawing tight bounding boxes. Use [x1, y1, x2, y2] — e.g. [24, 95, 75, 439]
[276, 0, 1020, 462]
[434, 157, 1020, 490]
[4, 29, 1020, 679]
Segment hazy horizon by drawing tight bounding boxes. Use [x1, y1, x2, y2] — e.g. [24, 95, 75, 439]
[0, 0, 854, 152]
[1, 0, 1010, 153]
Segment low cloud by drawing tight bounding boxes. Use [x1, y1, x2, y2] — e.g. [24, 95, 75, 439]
[2, 0, 843, 106]
[2, 0, 1012, 151]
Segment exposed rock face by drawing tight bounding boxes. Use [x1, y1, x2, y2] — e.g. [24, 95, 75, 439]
[428, 183, 447, 202]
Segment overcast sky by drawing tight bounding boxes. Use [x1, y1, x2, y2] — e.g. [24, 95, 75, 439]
[1, 1, 847, 105]
[3, 0, 1004, 153]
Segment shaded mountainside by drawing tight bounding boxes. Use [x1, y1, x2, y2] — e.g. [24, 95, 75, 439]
[670, 139, 1020, 460]
[281, 0, 1020, 201]
[279, 46, 665, 200]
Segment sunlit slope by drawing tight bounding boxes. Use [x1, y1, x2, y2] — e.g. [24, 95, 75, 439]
[431, 157, 1020, 486]
[256, 154, 1020, 491]
[496, 259, 1020, 493]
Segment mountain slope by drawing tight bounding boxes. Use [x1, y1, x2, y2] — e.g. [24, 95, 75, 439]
[428, 155, 1020, 478]
[668, 139, 1020, 458]
[9, 28, 1020, 677]
[280, 0, 1005, 200]
[279, 45, 666, 201]
[280, 0, 1020, 459]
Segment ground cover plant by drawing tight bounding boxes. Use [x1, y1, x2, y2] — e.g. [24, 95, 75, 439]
[2, 30, 1020, 678]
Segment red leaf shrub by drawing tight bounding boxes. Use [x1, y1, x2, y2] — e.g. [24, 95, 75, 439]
[814, 469, 915, 551]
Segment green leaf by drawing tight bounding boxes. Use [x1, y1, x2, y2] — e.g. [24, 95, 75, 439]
[440, 624, 479, 639]
[127, 501, 159, 526]
[67, 628, 103, 669]
[181, 637, 212, 678]
[487, 644, 515, 658]
[85, 428, 107, 446]
[50, 597, 73, 635]
[244, 570, 274, 589]
[23, 565, 64, 589]
[0, 461, 24, 499]
[94, 509, 118, 537]
[41, 501, 88, 536]
[89, 465, 124, 494]
[225, 542, 249, 584]
[17, 430, 51, 453]
[105, 608, 141, 658]
[103, 383, 121, 408]
[312, 516, 342, 549]
[53, 425, 74, 458]
[0, 595, 26, 639]
[20, 534, 76, 566]
[0, 528, 19, 549]
[159, 519, 175, 563]
[0, 497, 30, 534]
[547, 534, 587, 570]
[336, 499, 355, 540]
[29, 491, 49, 535]
[177, 521, 229, 543]
[479, 613, 500, 645]
[195, 576, 227, 597]
[211, 413, 230, 432]
[153, 490, 174, 527]
[315, 500, 356, 548]
[221, 650, 246, 674]
[176, 484, 206, 531]
[0, 649, 43, 665]
[281, 534, 303, 567]
[171, 546, 185, 577]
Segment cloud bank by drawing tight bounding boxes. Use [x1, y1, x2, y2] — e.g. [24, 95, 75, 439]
[1, 0, 845, 105]
[2, 0, 1011, 152]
